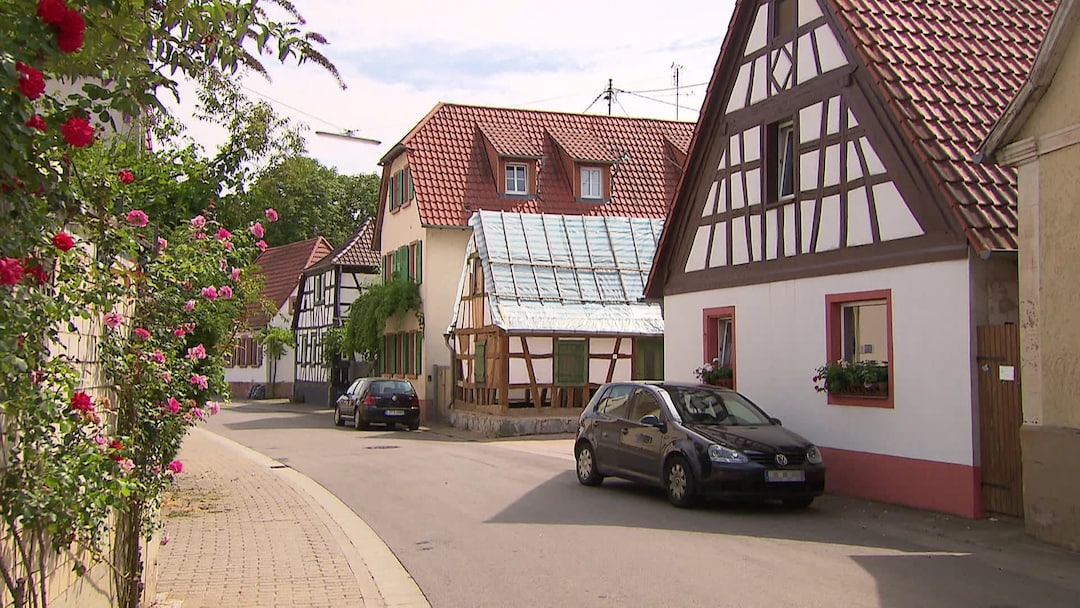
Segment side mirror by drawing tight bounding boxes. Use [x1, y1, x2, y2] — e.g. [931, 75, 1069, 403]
[640, 415, 667, 433]
[770, 417, 782, 426]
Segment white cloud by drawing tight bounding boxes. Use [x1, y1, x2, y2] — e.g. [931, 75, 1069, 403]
[167, 0, 736, 175]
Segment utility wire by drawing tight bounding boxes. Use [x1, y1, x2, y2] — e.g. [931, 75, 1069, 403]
[628, 81, 709, 95]
[617, 89, 701, 115]
[240, 84, 346, 131]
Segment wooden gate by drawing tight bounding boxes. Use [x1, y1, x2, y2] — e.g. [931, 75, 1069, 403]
[976, 324, 1023, 517]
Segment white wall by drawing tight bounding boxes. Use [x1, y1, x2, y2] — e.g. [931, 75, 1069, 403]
[225, 298, 297, 386]
[663, 259, 976, 466]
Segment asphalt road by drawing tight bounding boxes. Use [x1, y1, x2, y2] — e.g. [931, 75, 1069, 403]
[203, 401, 1080, 608]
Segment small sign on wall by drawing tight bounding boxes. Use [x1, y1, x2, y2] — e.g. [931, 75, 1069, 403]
[999, 365, 1016, 382]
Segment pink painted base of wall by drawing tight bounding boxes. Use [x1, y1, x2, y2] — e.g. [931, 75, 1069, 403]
[820, 446, 983, 519]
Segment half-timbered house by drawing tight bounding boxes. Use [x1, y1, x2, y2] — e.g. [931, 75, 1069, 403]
[446, 211, 665, 435]
[225, 236, 333, 399]
[375, 103, 694, 422]
[292, 218, 381, 406]
[645, 0, 1055, 518]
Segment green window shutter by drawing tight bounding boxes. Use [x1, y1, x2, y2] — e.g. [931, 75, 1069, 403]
[414, 240, 423, 284]
[389, 175, 397, 210]
[555, 339, 587, 386]
[414, 332, 422, 375]
[388, 334, 398, 373]
[396, 169, 404, 207]
[395, 245, 409, 279]
[402, 332, 412, 374]
[407, 168, 415, 201]
[633, 338, 664, 381]
[475, 341, 487, 383]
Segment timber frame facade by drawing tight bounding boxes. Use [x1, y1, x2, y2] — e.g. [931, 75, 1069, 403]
[292, 219, 381, 406]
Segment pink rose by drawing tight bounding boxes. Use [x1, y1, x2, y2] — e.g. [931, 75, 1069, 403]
[201, 286, 218, 300]
[256, 240, 268, 252]
[191, 374, 208, 390]
[218, 285, 233, 299]
[162, 371, 172, 383]
[103, 312, 124, 328]
[157, 237, 168, 251]
[165, 397, 181, 414]
[265, 208, 278, 222]
[61, 116, 94, 147]
[215, 227, 231, 241]
[118, 169, 135, 184]
[133, 327, 150, 340]
[229, 268, 241, 281]
[187, 343, 207, 360]
[192, 407, 205, 419]
[190, 215, 206, 229]
[250, 222, 264, 239]
[183, 300, 196, 312]
[117, 458, 134, 474]
[207, 401, 221, 415]
[150, 350, 165, 364]
[167, 460, 183, 474]
[125, 209, 149, 227]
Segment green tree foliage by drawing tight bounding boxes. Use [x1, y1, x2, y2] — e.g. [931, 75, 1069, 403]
[246, 156, 380, 246]
[343, 279, 423, 363]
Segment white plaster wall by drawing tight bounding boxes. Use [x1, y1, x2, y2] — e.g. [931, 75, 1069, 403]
[663, 258, 976, 465]
[225, 299, 298, 385]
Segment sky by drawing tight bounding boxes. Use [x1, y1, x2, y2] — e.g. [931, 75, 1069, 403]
[170, 0, 737, 176]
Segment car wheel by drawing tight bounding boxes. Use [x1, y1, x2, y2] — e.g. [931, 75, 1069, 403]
[408, 421, 420, 431]
[575, 443, 604, 486]
[353, 407, 368, 430]
[333, 406, 344, 427]
[782, 496, 814, 509]
[665, 455, 698, 508]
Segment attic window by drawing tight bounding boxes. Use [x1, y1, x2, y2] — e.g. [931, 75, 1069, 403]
[506, 163, 527, 194]
[580, 167, 603, 199]
[773, 0, 796, 39]
[767, 120, 796, 202]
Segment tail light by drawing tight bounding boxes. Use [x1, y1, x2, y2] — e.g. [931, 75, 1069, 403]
[410, 394, 420, 407]
[362, 395, 377, 407]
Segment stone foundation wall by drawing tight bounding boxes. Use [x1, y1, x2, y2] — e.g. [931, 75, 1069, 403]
[449, 410, 578, 437]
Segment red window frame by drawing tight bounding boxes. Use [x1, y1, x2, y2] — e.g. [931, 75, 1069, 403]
[824, 289, 894, 409]
[702, 306, 736, 390]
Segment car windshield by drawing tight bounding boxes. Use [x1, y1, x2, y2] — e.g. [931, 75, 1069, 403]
[663, 386, 773, 426]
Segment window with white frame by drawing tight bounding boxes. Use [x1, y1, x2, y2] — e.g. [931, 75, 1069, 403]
[778, 122, 795, 200]
[580, 167, 602, 199]
[505, 163, 527, 194]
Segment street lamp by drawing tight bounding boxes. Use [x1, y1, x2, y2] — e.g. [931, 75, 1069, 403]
[314, 130, 382, 145]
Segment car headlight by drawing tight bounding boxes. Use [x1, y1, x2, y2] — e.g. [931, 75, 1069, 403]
[708, 444, 749, 464]
[806, 445, 823, 465]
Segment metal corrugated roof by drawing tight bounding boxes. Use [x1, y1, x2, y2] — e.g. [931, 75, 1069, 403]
[453, 211, 665, 335]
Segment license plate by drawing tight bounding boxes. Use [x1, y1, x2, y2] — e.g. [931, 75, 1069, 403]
[385, 409, 405, 416]
[765, 470, 805, 482]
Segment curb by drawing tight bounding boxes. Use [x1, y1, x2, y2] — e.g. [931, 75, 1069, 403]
[192, 427, 430, 608]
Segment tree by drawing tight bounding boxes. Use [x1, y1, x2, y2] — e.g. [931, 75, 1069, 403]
[258, 325, 294, 397]
[246, 155, 380, 246]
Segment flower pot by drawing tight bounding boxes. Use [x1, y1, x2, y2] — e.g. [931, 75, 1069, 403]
[707, 378, 734, 389]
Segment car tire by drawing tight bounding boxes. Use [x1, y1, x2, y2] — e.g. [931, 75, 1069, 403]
[353, 407, 368, 430]
[665, 455, 698, 508]
[333, 406, 344, 427]
[782, 496, 815, 509]
[408, 422, 420, 431]
[575, 443, 604, 486]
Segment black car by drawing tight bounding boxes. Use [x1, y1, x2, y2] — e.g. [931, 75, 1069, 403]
[574, 381, 825, 508]
[334, 377, 421, 431]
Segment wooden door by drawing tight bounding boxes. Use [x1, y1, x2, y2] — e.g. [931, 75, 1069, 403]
[976, 324, 1023, 517]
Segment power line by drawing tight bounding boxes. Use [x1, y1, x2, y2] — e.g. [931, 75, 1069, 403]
[240, 84, 345, 131]
[617, 89, 701, 116]
[627, 81, 709, 95]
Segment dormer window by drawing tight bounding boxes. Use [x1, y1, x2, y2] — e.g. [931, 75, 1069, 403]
[581, 167, 603, 199]
[506, 163, 527, 194]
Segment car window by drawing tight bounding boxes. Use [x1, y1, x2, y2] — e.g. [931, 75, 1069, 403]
[595, 385, 634, 420]
[627, 389, 662, 422]
[347, 379, 364, 396]
[371, 380, 414, 395]
[663, 386, 773, 426]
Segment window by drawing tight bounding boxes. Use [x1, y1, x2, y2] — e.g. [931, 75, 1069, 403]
[595, 384, 634, 419]
[627, 389, 662, 422]
[387, 167, 413, 212]
[773, 0, 796, 38]
[633, 338, 664, 381]
[703, 307, 736, 387]
[580, 167, 602, 199]
[474, 340, 487, 383]
[383, 241, 423, 283]
[505, 163, 527, 194]
[554, 339, 588, 386]
[825, 290, 893, 408]
[778, 122, 795, 199]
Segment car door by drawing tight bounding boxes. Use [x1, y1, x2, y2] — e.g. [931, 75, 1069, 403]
[340, 379, 363, 415]
[592, 384, 635, 476]
[618, 388, 667, 482]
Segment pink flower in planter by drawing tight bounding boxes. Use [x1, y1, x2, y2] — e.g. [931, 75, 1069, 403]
[167, 460, 184, 474]
[224, 241, 234, 251]
[125, 209, 149, 227]
[187, 343, 207, 360]
[218, 285, 233, 299]
[190, 374, 208, 390]
[250, 222, 264, 239]
[133, 327, 150, 340]
[183, 300, 196, 312]
[201, 285, 218, 300]
[265, 208, 278, 222]
[103, 312, 124, 328]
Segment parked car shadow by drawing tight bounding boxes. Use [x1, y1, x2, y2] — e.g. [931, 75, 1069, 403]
[485, 471, 1080, 608]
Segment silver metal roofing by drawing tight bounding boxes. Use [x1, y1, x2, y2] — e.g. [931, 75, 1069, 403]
[448, 211, 665, 335]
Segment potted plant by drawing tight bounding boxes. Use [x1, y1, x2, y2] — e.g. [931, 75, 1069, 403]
[695, 358, 734, 388]
[813, 360, 889, 396]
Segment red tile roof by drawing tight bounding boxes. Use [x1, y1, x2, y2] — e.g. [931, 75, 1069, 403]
[384, 103, 695, 227]
[830, 0, 1057, 252]
[305, 217, 381, 273]
[249, 236, 333, 327]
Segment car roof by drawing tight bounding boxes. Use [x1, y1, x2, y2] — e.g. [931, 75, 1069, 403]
[602, 380, 735, 392]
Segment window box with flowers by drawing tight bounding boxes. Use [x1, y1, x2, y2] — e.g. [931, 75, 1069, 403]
[695, 358, 734, 388]
[813, 360, 889, 398]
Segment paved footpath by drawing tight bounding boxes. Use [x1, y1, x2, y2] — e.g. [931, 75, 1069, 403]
[154, 427, 429, 608]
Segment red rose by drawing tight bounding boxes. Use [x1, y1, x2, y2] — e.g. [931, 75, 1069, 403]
[23, 261, 49, 286]
[25, 115, 47, 131]
[70, 391, 94, 412]
[15, 62, 45, 100]
[58, 30, 84, 53]
[118, 169, 135, 183]
[56, 8, 85, 53]
[61, 116, 94, 147]
[36, 0, 67, 25]
[52, 231, 74, 251]
[1, 258, 24, 285]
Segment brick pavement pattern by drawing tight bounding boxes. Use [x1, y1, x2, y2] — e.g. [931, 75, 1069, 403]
[156, 429, 368, 608]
